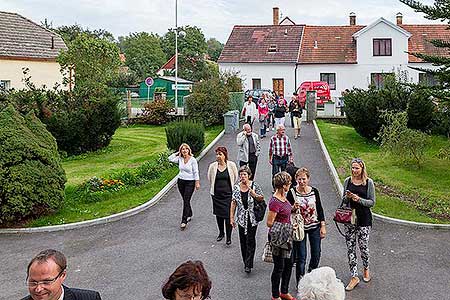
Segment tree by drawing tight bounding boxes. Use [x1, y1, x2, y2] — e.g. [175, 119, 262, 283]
[161, 26, 209, 81]
[58, 33, 121, 94]
[206, 38, 224, 61]
[54, 24, 115, 44]
[119, 32, 167, 80]
[400, 0, 450, 102]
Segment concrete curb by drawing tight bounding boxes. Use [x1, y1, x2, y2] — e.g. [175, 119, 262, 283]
[0, 130, 226, 234]
[313, 120, 450, 230]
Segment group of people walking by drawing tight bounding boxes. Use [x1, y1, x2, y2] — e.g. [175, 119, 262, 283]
[168, 116, 376, 299]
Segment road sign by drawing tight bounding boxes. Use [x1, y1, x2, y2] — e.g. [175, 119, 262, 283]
[171, 84, 192, 91]
[145, 77, 154, 87]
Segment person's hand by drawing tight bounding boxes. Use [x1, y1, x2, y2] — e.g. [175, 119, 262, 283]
[346, 190, 359, 202]
[269, 158, 273, 165]
[293, 202, 301, 210]
[230, 218, 236, 228]
[195, 181, 200, 190]
[289, 156, 294, 164]
[320, 225, 327, 239]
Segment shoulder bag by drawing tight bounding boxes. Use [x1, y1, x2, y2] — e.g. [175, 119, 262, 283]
[252, 182, 267, 222]
[333, 199, 353, 237]
[290, 188, 305, 241]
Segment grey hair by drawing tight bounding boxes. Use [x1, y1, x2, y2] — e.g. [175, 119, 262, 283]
[297, 267, 345, 300]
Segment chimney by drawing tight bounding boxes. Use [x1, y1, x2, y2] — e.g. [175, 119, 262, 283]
[396, 12, 403, 25]
[273, 7, 279, 25]
[51, 36, 54, 49]
[349, 12, 356, 26]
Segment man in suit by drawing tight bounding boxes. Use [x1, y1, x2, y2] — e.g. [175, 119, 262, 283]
[22, 249, 102, 300]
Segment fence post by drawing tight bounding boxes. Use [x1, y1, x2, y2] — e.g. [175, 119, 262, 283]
[127, 90, 132, 119]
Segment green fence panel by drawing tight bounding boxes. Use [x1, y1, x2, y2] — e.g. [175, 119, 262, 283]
[229, 92, 244, 112]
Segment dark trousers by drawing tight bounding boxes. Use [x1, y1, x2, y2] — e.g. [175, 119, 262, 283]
[246, 116, 254, 130]
[271, 254, 293, 297]
[238, 222, 258, 268]
[271, 155, 288, 176]
[177, 178, 195, 223]
[292, 226, 322, 283]
[216, 216, 232, 240]
[267, 113, 275, 127]
[239, 153, 258, 180]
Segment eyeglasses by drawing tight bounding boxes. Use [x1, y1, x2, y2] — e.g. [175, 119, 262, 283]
[351, 158, 364, 164]
[26, 268, 65, 288]
[176, 291, 202, 300]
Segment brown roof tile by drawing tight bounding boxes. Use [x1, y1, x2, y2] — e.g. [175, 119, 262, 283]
[400, 24, 450, 63]
[0, 11, 67, 61]
[218, 25, 304, 63]
[298, 25, 364, 64]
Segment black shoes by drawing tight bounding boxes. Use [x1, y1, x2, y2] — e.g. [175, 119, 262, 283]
[226, 239, 232, 245]
[216, 234, 224, 242]
[244, 266, 251, 273]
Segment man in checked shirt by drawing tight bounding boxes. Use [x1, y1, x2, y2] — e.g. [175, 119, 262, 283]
[269, 124, 294, 177]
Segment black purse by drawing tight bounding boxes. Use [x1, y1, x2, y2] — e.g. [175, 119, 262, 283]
[252, 182, 267, 222]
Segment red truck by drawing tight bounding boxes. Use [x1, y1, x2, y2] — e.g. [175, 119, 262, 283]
[296, 81, 331, 107]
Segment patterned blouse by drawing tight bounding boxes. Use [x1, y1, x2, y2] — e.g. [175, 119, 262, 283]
[232, 181, 264, 234]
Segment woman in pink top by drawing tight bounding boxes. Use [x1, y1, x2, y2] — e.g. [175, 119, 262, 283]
[258, 97, 269, 138]
[267, 171, 299, 300]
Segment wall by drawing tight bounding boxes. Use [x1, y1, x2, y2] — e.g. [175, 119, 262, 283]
[219, 62, 297, 98]
[0, 59, 65, 89]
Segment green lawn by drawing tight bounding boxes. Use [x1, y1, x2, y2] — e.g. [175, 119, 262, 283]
[316, 120, 450, 224]
[27, 124, 223, 227]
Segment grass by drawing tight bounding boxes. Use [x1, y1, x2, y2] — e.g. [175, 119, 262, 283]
[26, 124, 223, 227]
[316, 120, 450, 224]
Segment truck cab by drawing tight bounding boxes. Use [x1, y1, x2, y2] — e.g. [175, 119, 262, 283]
[296, 81, 331, 107]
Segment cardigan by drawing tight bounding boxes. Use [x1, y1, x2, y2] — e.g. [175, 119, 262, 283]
[207, 160, 238, 195]
[342, 177, 376, 227]
[236, 131, 261, 162]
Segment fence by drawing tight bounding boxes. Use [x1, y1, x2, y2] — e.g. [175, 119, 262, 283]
[229, 92, 244, 112]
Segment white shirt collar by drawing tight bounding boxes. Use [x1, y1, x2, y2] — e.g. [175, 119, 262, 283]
[57, 286, 64, 300]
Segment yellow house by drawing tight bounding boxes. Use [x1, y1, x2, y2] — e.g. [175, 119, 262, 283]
[0, 11, 67, 90]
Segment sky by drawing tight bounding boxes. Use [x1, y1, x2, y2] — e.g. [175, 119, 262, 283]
[1, 0, 442, 43]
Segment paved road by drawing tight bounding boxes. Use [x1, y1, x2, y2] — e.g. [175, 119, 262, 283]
[2, 122, 450, 300]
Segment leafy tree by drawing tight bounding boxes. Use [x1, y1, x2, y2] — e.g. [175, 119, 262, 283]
[119, 32, 167, 80]
[400, 0, 450, 102]
[58, 33, 121, 94]
[54, 24, 115, 44]
[206, 38, 224, 61]
[161, 26, 208, 81]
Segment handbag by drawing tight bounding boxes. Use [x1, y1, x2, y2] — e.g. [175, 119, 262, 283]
[290, 188, 304, 241]
[333, 200, 354, 237]
[262, 241, 273, 263]
[252, 182, 267, 222]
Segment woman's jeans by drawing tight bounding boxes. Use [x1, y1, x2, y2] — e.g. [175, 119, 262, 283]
[271, 254, 293, 297]
[177, 178, 195, 223]
[292, 226, 322, 283]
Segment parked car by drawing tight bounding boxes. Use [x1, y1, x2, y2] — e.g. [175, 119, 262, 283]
[244, 89, 276, 104]
[296, 81, 331, 107]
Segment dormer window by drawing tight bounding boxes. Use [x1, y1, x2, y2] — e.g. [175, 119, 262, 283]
[373, 38, 392, 56]
[268, 44, 277, 53]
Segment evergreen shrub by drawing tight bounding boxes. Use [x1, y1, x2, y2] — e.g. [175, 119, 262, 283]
[407, 89, 434, 131]
[0, 105, 66, 225]
[165, 120, 205, 154]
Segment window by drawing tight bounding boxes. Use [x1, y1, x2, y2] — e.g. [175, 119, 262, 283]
[419, 73, 438, 87]
[373, 39, 392, 56]
[272, 78, 284, 97]
[268, 44, 277, 53]
[0, 80, 11, 91]
[370, 73, 393, 89]
[252, 78, 261, 90]
[320, 73, 336, 90]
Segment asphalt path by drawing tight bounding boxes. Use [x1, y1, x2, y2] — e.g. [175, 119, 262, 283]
[2, 121, 450, 300]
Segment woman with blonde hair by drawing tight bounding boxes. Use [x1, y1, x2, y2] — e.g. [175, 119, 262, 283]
[342, 158, 376, 291]
[207, 146, 238, 243]
[169, 143, 200, 230]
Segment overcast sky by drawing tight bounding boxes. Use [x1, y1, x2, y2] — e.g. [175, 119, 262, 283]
[1, 0, 442, 42]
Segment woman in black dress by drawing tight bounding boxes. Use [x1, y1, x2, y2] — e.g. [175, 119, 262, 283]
[207, 146, 238, 244]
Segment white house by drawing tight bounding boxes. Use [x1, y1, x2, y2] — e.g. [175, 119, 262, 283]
[0, 11, 67, 90]
[219, 9, 449, 101]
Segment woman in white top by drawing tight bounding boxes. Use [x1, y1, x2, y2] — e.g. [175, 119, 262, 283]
[169, 143, 200, 230]
[242, 96, 258, 130]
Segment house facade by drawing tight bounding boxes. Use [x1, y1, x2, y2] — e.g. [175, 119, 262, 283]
[219, 9, 449, 100]
[0, 11, 67, 90]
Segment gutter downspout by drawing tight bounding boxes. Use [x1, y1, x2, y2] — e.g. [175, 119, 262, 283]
[294, 63, 299, 93]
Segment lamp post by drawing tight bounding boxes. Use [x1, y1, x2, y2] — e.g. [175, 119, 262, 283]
[174, 0, 178, 114]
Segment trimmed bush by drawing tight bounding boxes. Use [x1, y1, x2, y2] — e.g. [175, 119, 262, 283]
[344, 74, 409, 140]
[139, 99, 173, 125]
[407, 89, 434, 131]
[0, 105, 66, 225]
[165, 120, 205, 154]
[431, 102, 450, 138]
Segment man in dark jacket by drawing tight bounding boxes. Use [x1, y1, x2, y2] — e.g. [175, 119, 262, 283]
[22, 249, 101, 300]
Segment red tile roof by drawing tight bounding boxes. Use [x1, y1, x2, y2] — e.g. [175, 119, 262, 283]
[218, 25, 304, 63]
[298, 25, 364, 64]
[400, 24, 450, 63]
[158, 55, 175, 72]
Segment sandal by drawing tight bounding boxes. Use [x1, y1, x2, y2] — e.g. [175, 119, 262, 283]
[363, 268, 371, 282]
[345, 276, 360, 291]
[279, 293, 296, 300]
